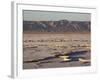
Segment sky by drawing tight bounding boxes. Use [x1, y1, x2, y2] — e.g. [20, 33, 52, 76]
[23, 10, 91, 21]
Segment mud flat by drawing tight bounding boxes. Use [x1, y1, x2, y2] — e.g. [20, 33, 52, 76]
[23, 33, 91, 69]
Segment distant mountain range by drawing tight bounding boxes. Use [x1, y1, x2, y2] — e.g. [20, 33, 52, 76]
[23, 20, 91, 33]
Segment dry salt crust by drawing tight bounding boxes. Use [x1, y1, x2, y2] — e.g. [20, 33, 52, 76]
[23, 33, 91, 69]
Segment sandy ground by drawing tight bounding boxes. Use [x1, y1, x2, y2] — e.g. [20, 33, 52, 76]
[23, 33, 91, 69]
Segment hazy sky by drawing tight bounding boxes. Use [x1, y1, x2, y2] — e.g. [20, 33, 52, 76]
[23, 10, 91, 21]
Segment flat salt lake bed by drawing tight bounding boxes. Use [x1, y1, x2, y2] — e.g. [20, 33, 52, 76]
[23, 33, 91, 69]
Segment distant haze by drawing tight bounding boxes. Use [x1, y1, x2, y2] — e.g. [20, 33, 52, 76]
[23, 10, 91, 21]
